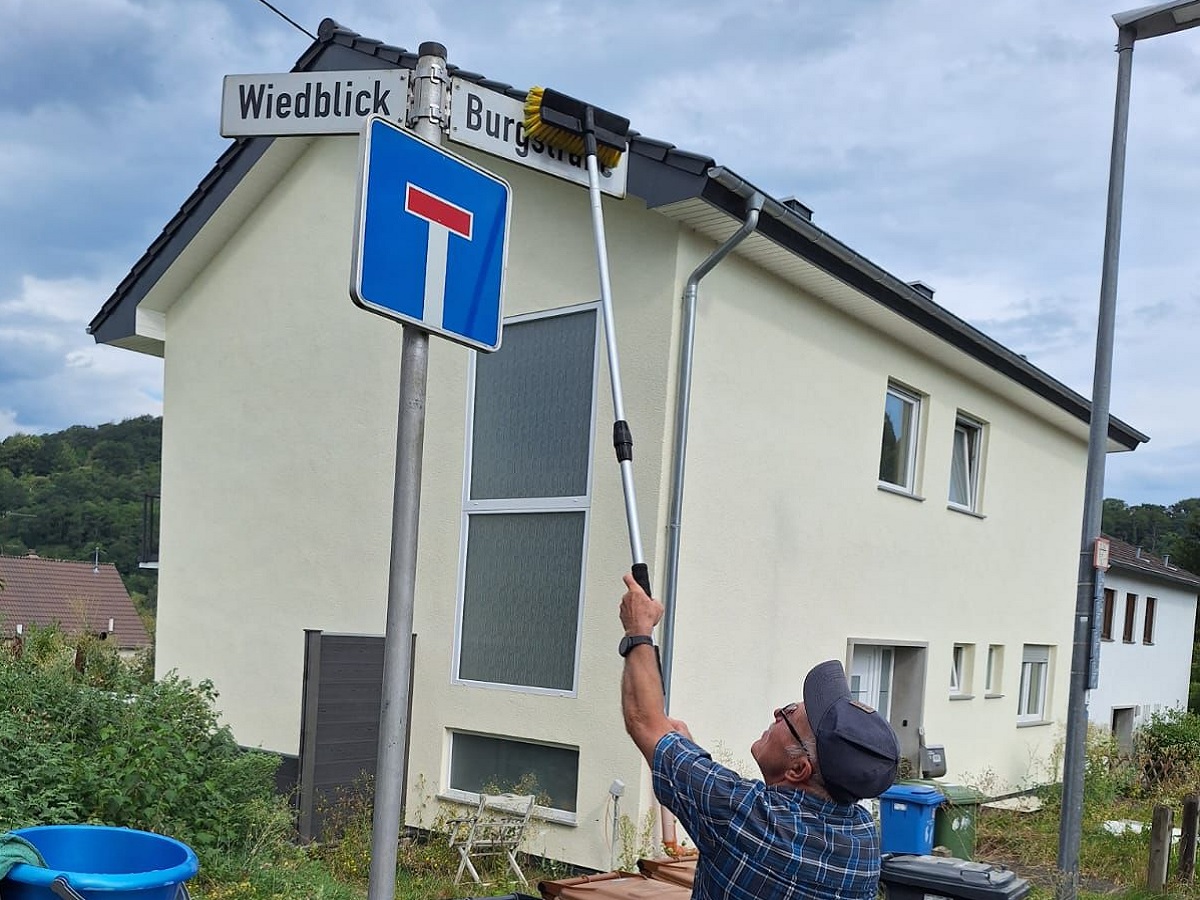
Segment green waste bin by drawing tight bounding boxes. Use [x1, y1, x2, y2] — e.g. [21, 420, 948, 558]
[933, 784, 986, 860]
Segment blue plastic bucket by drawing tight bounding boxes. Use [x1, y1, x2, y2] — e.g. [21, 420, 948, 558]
[2, 825, 198, 900]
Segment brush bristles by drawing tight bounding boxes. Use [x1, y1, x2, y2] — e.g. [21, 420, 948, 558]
[524, 86, 624, 170]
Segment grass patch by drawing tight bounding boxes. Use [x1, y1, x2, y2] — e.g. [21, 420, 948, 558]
[976, 717, 1200, 899]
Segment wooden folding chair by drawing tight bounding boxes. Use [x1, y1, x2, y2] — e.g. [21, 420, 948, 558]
[446, 792, 536, 886]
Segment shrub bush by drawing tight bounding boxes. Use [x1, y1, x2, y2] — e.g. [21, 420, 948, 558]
[0, 625, 288, 869]
[1137, 707, 1200, 792]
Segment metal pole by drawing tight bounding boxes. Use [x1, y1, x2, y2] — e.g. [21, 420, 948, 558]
[1056, 26, 1135, 900]
[367, 41, 447, 900]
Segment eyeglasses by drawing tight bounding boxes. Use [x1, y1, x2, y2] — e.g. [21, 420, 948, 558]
[776, 703, 809, 752]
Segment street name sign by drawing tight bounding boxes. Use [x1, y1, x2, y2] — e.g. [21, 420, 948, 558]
[221, 70, 409, 137]
[350, 115, 511, 351]
[448, 78, 628, 198]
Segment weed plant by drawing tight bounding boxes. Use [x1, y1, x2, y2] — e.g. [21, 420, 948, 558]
[978, 716, 1200, 899]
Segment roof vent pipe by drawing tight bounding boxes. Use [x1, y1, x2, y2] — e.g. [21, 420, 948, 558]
[659, 187, 763, 709]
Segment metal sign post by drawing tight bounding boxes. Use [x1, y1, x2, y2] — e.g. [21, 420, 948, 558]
[366, 42, 444, 900]
[356, 42, 510, 900]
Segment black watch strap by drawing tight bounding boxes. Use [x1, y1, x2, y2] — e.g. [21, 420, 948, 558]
[618, 634, 655, 657]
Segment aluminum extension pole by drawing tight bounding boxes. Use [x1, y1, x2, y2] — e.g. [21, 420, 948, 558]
[585, 151, 650, 592]
[1056, 26, 1135, 900]
[367, 41, 447, 900]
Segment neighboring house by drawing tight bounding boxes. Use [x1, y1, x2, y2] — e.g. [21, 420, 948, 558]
[0, 553, 151, 653]
[1090, 537, 1200, 753]
[86, 21, 1146, 868]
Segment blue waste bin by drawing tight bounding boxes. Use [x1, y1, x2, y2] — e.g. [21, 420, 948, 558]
[878, 784, 944, 855]
[2, 825, 198, 900]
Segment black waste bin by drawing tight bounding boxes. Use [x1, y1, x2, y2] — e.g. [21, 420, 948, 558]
[880, 854, 1030, 900]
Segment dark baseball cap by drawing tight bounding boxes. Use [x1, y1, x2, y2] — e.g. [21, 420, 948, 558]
[803, 659, 900, 802]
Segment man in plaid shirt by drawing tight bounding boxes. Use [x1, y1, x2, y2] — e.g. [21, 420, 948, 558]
[618, 575, 901, 899]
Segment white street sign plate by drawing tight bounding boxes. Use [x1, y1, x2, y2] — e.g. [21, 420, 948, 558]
[221, 70, 409, 137]
[449, 78, 628, 198]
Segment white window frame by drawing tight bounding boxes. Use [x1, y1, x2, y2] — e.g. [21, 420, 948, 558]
[1018, 644, 1050, 724]
[985, 644, 1004, 697]
[950, 643, 972, 697]
[850, 644, 896, 719]
[452, 303, 601, 698]
[948, 414, 983, 512]
[879, 382, 921, 493]
[444, 730, 580, 825]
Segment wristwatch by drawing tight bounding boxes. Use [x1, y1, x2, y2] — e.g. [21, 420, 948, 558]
[618, 634, 655, 657]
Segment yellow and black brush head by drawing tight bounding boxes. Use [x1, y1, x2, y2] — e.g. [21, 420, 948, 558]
[524, 86, 629, 170]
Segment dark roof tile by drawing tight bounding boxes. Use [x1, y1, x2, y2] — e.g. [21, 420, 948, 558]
[0, 555, 151, 649]
[1104, 535, 1200, 590]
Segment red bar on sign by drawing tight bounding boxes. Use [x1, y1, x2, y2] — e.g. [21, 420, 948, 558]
[405, 184, 473, 239]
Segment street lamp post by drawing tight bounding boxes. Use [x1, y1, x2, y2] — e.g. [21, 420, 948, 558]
[1057, 3, 1200, 897]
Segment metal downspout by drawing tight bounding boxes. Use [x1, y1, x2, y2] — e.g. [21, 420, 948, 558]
[660, 188, 763, 709]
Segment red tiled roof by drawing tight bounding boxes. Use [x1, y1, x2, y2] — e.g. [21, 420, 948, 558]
[0, 554, 151, 650]
[1104, 536, 1200, 591]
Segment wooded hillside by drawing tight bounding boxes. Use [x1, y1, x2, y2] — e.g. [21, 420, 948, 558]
[0, 415, 160, 614]
[1, 416, 1198, 653]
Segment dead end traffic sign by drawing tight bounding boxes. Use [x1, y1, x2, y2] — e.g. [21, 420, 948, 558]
[350, 115, 511, 352]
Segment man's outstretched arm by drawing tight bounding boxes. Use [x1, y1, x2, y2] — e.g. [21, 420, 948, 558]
[619, 574, 691, 762]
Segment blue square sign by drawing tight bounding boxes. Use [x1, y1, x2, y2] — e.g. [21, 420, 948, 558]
[351, 115, 511, 351]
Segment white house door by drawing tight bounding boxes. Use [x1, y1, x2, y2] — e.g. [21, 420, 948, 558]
[850, 645, 894, 719]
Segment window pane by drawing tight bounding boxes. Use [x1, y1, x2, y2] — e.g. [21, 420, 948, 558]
[1123, 594, 1137, 642]
[451, 733, 579, 812]
[1028, 662, 1045, 716]
[459, 512, 585, 690]
[986, 647, 995, 691]
[471, 311, 596, 500]
[1018, 663, 1032, 715]
[880, 390, 915, 487]
[1144, 597, 1156, 644]
[878, 648, 893, 717]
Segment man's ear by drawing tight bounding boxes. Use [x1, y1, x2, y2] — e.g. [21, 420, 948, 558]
[782, 755, 812, 787]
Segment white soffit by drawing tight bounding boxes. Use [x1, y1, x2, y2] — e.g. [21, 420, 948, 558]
[654, 198, 1098, 446]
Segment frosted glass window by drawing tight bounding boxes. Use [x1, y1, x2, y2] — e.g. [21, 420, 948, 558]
[470, 310, 596, 500]
[450, 732, 579, 812]
[459, 307, 598, 694]
[459, 512, 586, 690]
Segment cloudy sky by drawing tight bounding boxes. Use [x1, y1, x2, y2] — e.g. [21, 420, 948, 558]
[3, 0, 1198, 505]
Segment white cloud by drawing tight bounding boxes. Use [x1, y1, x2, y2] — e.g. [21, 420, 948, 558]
[0, 274, 162, 438]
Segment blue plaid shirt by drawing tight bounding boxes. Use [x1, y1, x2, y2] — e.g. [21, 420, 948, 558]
[652, 732, 880, 900]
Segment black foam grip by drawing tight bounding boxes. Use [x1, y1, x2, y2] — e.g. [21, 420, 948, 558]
[632, 563, 652, 599]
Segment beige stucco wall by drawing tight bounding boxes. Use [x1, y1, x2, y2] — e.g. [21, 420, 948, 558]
[155, 134, 678, 867]
[664, 229, 1083, 795]
[151, 133, 1091, 870]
